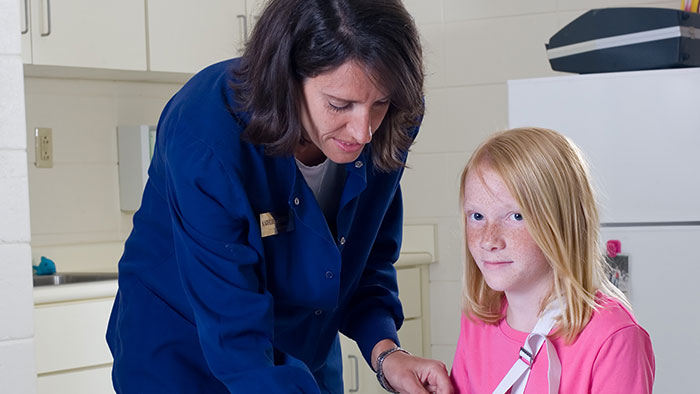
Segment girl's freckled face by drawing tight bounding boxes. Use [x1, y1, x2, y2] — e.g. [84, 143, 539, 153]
[463, 165, 553, 295]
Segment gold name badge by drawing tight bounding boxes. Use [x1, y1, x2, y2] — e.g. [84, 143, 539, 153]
[259, 211, 294, 237]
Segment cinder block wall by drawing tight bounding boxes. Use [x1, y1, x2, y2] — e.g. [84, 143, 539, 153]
[0, 0, 37, 392]
[399, 0, 678, 367]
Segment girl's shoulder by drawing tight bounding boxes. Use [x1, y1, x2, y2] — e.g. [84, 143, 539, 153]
[581, 293, 649, 341]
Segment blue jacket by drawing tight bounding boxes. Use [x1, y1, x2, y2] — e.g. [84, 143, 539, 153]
[107, 58, 417, 393]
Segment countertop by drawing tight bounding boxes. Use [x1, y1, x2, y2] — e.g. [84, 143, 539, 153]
[33, 252, 433, 305]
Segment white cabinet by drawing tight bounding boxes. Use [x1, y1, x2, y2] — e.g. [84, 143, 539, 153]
[20, 0, 32, 63]
[34, 289, 116, 394]
[244, 0, 268, 38]
[18, 0, 270, 75]
[146, 0, 247, 74]
[21, 0, 146, 70]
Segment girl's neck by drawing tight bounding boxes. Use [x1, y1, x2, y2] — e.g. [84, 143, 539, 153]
[505, 282, 553, 332]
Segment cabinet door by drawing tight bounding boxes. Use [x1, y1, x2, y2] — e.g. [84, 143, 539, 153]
[20, 0, 32, 63]
[147, 0, 246, 74]
[245, 0, 268, 37]
[398, 318, 423, 357]
[28, 0, 146, 70]
[37, 365, 115, 394]
[397, 267, 421, 319]
[34, 298, 114, 374]
[340, 334, 383, 394]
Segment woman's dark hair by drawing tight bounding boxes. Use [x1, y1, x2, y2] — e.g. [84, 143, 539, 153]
[234, 0, 424, 172]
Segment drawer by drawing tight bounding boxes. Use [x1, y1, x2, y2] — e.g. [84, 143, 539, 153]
[398, 318, 423, 357]
[34, 298, 115, 374]
[37, 364, 115, 394]
[397, 267, 421, 319]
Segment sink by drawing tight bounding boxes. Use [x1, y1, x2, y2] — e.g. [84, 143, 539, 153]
[33, 272, 118, 287]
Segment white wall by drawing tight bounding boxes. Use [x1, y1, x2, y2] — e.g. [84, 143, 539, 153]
[399, 0, 679, 368]
[0, 0, 37, 392]
[10, 0, 682, 388]
[24, 78, 180, 271]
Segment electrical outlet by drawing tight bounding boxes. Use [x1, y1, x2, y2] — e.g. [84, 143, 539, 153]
[35, 127, 53, 168]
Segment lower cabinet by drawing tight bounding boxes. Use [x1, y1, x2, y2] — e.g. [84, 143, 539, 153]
[32, 261, 431, 394]
[34, 297, 116, 394]
[341, 263, 432, 394]
[36, 365, 114, 394]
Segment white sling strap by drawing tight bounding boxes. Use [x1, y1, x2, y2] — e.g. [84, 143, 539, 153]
[492, 300, 563, 394]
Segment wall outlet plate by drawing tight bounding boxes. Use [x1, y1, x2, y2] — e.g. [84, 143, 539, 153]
[35, 127, 53, 168]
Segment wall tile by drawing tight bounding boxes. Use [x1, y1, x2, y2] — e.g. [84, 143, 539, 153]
[0, 56, 26, 149]
[402, 152, 469, 220]
[0, 150, 28, 178]
[431, 344, 457, 370]
[555, 2, 679, 30]
[557, 0, 664, 11]
[444, 14, 560, 86]
[0, 339, 36, 394]
[420, 24, 446, 89]
[115, 80, 180, 126]
[402, 153, 452, 218]
[0, 176, 30, 243]
[429, 279, 462, 345]
[0, 0, 21, 55]
[0, 244, 34, 340]
[31, 241, 123, 272]
[403, 0, 443, 25]
[24, 78, 179, 252]
[429, 217, 465, 282]
[556, 9, 587, 30]
[0, 150, 30, 242]
[445, 0, 557, 22]
[24, 88, 118, 164]
[28, 163, 120, 237]
[416, 84, 508, 154]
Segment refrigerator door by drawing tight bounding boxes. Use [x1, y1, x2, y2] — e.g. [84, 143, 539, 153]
[508, 68, 700, 224]
[601, 225, 700, 393]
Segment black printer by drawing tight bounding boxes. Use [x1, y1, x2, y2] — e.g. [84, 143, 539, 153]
[546, 7, 700, 74]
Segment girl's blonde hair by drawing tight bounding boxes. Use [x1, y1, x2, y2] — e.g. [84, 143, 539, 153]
[459, 127, 629, 342]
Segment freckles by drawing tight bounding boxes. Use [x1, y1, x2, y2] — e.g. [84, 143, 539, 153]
[511, 227, 546, 260]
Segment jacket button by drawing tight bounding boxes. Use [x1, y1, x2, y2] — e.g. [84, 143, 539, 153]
[339, 237, 346, 245]
[354, 161, 363, 168]
[314, 309, 323, 316]
[325, 271, 334, 279]
[293, 197, 300, 206]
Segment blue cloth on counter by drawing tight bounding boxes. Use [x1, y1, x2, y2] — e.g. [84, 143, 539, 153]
[33, 256, 56, 275]
[106, 58, 417, 393]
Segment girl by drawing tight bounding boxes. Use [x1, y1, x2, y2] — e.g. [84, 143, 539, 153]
[451, 127, 654, 393]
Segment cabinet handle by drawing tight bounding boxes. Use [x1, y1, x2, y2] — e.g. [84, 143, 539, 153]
[237, 14, 248, 41]
[348, 354, 360, 393]
[21, 0, 29, 34]
[40, 0, 51, 37]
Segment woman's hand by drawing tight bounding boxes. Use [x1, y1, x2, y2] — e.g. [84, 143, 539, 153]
[372, 339, 453, 394]
[381, 350, 453, 394]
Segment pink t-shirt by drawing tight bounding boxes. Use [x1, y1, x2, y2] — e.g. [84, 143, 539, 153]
[450, 294, 655, 394]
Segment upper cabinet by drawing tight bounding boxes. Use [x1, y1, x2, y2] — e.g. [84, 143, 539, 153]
[18, 0, 270, 75]
[20, 0, 147, 70]
[245, 0, 268, 35]
[20, 0, 31, 63]
[147, 0, 247, 74]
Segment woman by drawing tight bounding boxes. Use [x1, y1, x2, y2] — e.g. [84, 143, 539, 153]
[106, 0, 452, 393]
[451, 127, 654, 393]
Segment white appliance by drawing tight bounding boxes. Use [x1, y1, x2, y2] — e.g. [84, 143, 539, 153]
[117, 125, 156, 211]
[508, 68, 700, 393]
